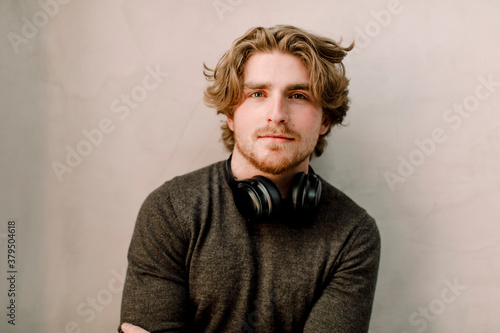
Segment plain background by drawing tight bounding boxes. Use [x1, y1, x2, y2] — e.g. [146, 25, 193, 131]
[1, 0, 499, 332]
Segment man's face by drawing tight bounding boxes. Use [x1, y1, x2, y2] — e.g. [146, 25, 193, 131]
[227, 51, 329, 175]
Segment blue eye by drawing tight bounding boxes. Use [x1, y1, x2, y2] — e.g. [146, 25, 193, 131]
[252, 91, 264, 98]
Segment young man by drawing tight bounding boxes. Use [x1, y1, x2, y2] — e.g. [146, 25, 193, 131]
[119, 25, 380, 333]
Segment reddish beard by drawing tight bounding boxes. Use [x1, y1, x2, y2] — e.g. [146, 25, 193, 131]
[234, 125, 315, 175]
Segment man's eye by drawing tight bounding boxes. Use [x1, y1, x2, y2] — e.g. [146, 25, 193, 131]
[291, 93, 306, 99]
[251, 92, 264, 98]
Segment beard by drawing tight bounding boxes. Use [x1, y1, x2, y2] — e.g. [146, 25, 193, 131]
[234, 125, 318, 175]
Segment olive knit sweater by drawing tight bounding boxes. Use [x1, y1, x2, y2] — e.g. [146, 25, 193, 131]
[119, 160, 380, 332]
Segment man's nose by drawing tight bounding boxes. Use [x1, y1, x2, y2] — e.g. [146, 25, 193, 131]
[267, 96, 289, 125]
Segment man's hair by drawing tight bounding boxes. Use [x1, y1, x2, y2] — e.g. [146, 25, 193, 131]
[203, 25, 353, 157]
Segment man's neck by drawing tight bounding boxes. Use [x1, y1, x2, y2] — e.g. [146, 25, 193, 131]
[229, 150, 310, 198]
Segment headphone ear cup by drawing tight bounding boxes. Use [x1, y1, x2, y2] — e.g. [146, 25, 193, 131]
[291, 173, 322, 213]
[233, 176, 282, 221]
[290, 172, 306, 211]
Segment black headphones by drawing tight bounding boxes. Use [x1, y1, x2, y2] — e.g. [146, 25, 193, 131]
[225, 155, 322, 222]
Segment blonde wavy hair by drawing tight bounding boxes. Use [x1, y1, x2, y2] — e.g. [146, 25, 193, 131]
[204, 25, 353, 157]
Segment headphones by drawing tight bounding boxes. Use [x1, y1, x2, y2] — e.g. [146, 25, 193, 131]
[225, 155, 322, 222]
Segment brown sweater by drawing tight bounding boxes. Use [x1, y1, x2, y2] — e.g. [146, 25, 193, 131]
[119, 160, 380, 332]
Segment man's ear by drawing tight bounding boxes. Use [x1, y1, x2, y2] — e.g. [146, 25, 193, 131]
[319, 116, 331, 135]
[227, 116, 235, 131]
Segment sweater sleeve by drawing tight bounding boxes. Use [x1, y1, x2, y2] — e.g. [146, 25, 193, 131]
[303, 214, 381, 333]
[119, 186, 191, 333]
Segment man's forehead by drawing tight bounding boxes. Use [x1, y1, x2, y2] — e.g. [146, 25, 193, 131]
[242, 52, 311, 88]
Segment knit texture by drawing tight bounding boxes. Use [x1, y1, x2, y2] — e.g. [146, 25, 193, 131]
[119, 160, 380, 332]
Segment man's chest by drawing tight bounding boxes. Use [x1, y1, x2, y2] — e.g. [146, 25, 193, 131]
[185, 219, 337, 331]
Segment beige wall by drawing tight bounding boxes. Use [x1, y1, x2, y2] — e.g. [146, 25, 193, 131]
[1, 0, 499, 332]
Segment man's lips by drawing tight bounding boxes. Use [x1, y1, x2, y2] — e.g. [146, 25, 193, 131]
[258, 134, 294, 140]
[254, 126, 300, 142]
[258, 135, 295, 145]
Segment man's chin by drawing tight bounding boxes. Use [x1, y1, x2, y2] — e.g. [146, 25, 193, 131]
[250, 154, 303, 175]
[234, 142, 311, 175]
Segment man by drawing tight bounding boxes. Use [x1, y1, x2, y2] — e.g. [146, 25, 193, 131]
[119, 25, 380, 333]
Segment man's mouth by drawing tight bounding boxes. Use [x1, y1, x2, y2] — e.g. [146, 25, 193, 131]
[255, 126, 299, 142]
[258, 134, 294, 141]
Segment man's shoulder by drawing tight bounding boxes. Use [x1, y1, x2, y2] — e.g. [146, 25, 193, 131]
[148, 159, 227, 202]
[315, 178, 380, 255]
[318, 176, 376, 226]
[133, 160, 230, 234]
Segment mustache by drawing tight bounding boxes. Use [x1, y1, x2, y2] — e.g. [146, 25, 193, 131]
[254, 125, 301, 140]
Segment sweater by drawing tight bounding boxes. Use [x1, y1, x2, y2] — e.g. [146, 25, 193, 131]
[119, 160, 380, 332]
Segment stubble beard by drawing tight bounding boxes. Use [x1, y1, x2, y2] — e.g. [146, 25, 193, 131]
[234, 125, 318, 175]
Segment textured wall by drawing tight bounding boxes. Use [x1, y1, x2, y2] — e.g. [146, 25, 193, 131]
[1, 0, 499, 332]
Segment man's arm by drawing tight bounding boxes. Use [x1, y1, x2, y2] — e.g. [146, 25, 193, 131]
[119, 188, 191, 333]
[304, 215, 381, 333]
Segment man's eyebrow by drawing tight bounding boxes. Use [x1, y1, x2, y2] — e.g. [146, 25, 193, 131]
[243, 82, 271, 90]
[242, 82, 311, 90]
[287, 83, 310, 91]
